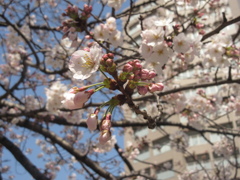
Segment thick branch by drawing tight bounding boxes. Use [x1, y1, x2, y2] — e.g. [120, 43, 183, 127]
[201, 15, 240, 41]
[134, 78, 240, 102]
[0, 134, 50, 180]
[16, 120, 116, 180]
[0, 21, 58, 31]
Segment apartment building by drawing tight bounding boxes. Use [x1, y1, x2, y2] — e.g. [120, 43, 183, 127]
[122, 0, 240, 179]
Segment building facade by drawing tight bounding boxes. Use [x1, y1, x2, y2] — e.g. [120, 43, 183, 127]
[123, 0, 240, 179]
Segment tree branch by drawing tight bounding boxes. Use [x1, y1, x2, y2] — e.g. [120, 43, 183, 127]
[201, 15, 240, 41]
[16, 120, 116, 180]
[0, 134, 50, 180]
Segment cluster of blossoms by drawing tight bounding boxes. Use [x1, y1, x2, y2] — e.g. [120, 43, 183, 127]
[213, 137, 234, 158]
[178, 170, 200, 180]
[103, 0, 126, 11]
[59, 31, 165, 145]
[119, 59, 164, 95]
[121, 141, 140, 159]
[139, 22, 203, 75]
[180, 89, 219, 129]
[93, 135, 117, 153]
[45, 81, 68, 113]
[45, 38, 76, 70]
[23, 96, 43, 112]
[93, 17, 123, 47]
[58, 5, 92, 47]
[203, 33, 233, 68]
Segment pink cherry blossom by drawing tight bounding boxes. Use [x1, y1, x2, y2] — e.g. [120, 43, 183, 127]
[173, 33, 191, 54]
[106, 0, 126, 10]
[69, 44, 103, 80]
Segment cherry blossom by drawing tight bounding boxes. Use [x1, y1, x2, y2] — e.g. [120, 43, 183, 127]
[69, 44, 103, 80]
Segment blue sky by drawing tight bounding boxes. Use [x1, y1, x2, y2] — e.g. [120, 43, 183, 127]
[0, 0, 134, 179]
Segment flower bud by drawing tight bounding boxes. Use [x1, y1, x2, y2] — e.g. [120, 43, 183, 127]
[107, 53, 114, 59]
[140, 69, 149, 80]
[106, 58, 113, 67]
[137, 86, 148, 95]
[87, 114, 98, 131]
[148, 70, 157, 79]
[148, 83, 164, 93]
[73, 89, 94, 108]
[123, 63, 133, 72]
[102, 54, 109, 60]
[99, 130, 111, 144]
[100, 119, 111, 130]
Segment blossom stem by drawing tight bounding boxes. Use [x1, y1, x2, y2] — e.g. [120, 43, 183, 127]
[135, 81, 151, 86]
[99, 101, 110, 109]
[94, 85, 105, 92]
[85, 82, 104, 89]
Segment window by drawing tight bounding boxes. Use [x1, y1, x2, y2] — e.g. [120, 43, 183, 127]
[153, 136, 171, 155]
[210, 123, 233, 143]
[133, 127, 148, 138]
[143, 167, 150, 176]
[186, 153, 211, 170]
[213, 152, 236, 167]
[188, 132, 207, 146]
[235, 119, 240, 127]
[156, 160, 174, 179]
[128, 22, 141, 35]
[136, 145, 150, 161]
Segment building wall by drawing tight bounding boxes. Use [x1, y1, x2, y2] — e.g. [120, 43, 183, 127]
[123, 0, 240, 179]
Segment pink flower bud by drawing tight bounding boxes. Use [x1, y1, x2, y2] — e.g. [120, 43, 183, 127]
[99, 130, 111, 144]
[137, 86, 148, 95]
[85, 35, 92, 39]
[133, 62, 142, 69]
[106, 59, 113, 67]
[102, 54, 109, 60]
[133, 59, 140, 63]
[107, 53, 114, 59]
[148, 83, 164, 93]
[73, 5, 78, 14]
[123, 63, 133, 72]
[101, 119, 111, 130]
[140, 69, 149, 80]
[196, 23, 204, 29]
[73, 89, 94, 108]
[148, 70, 157, 79]
[86, 114, 98, 131]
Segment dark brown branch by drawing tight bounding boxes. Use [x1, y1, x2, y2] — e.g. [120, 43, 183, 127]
[114, 143, 134, 172]
[16, 120, 116, 180]
[201, 15, 240, 41]
[134, 78, 240, 102]
[0, 134, 50, 180]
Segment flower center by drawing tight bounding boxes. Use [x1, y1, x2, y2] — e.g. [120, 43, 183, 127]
[81, 54, 95, 69]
